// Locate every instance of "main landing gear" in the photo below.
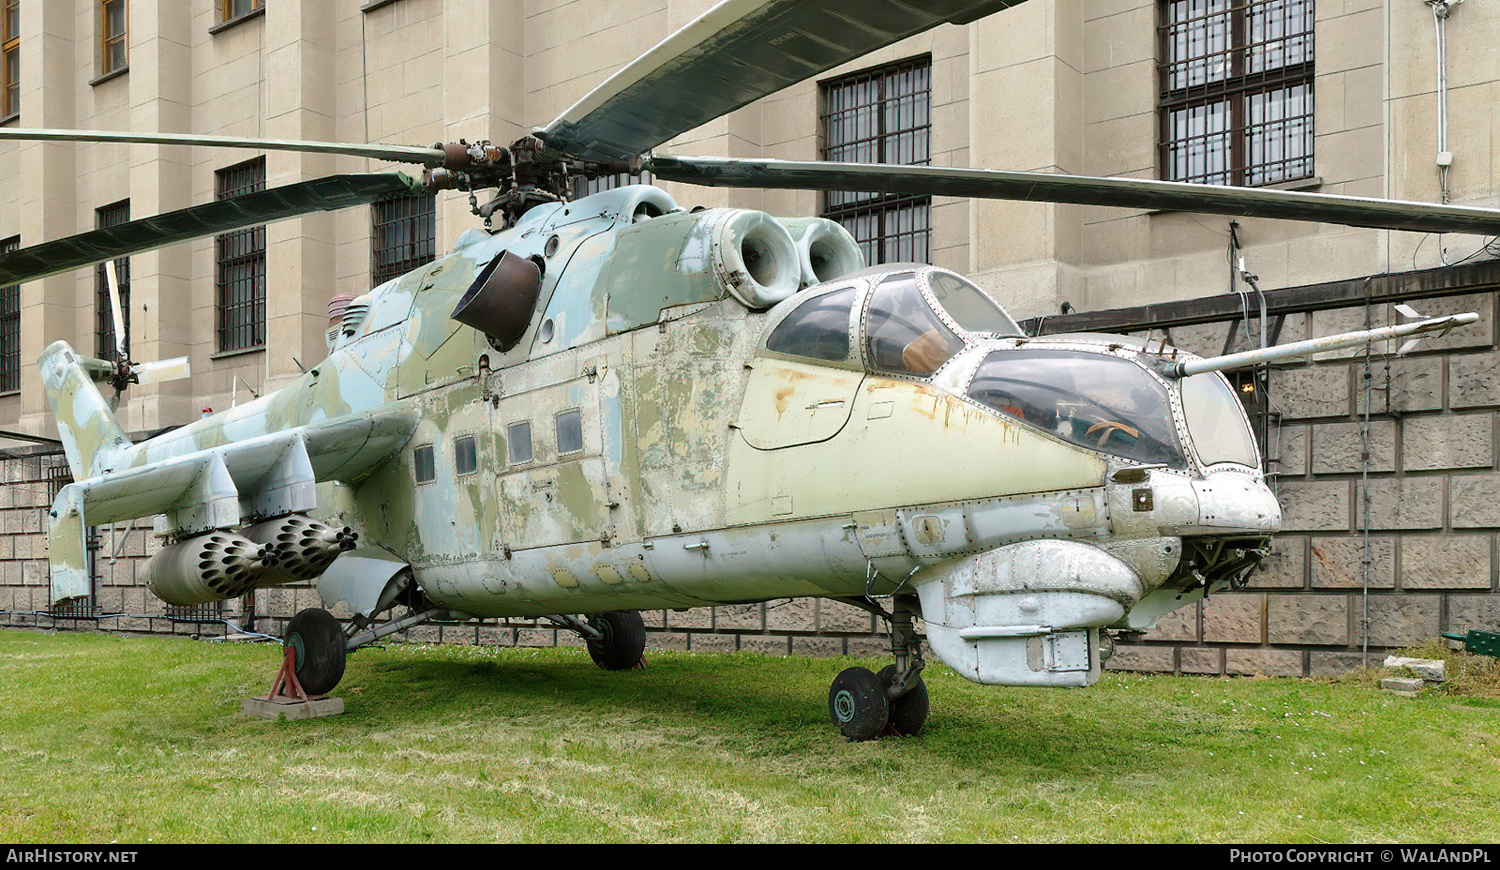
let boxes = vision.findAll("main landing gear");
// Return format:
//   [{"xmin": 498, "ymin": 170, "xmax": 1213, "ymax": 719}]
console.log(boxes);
[
  {"xmin": 551, "ymin": 610, "xmax": 648, "ymax": 670},
  {"xmin": 827, "ymin": 595, "xmax": 929, "ymax": 741},
  {"xmin": 283, "ymin": 607, "xmax": 348, "ymax": 696}
]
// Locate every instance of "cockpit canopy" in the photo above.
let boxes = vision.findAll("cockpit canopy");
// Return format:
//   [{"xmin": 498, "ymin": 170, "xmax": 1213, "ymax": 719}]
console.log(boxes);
[{"xmin": 763, "ymin": 266, "xmax": 1023, "ymax": 375}]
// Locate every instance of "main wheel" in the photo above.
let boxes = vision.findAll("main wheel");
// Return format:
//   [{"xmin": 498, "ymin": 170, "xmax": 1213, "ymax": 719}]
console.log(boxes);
[
  {"xmin": 828, "ymin": 666, "xmax": 888, "ymax": 741},
  {"xmin": 877, "ymin": 665, "xmax": 930, "ymax": 737},
  {"xmin": 586, "ymin": 611, "xmax": 646, "ymax": 670},
  {"xmin": 284, "ymin": 608, "xmax": 346, "ymax": 696}
]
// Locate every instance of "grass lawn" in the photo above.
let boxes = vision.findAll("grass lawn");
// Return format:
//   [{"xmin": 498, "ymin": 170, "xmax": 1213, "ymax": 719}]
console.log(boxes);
[{"xmin": 0, "ymin": 627, "xmax": 1496, "ymax": 843}]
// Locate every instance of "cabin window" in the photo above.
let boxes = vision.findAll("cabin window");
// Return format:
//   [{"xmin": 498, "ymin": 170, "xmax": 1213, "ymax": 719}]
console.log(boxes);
[
  {"xmin": 413, "ymin": 444, "xmax": 436, "ymax": 484},
  {"xmin": 215, "ymin": 158, "xmax": 266, "ymax": 353},
  {"xmin": 968, "ymin": 349, "xmax": 1186, "ymax": 467},
  {"xmin": 95, "ymin": 200, "xmax": 130, "ymax": 359},
  {"xmin": 926, "ymin": 272, "xmax": 1022, "ymax": 337},
  {"xmin": 766, "ymin": 287, "xmax": 856, "ymax": 362},
  {"xmin": 864, "ymin": 272, "xmax": 962, "ymax": 377},
  {"xmin": 556, "ymin": 409, "xmax": 583, "ymax": 455},
  {"xmin": 1181, "ymin": 371, "xmax": 1261, "ymax": 467},
  {"xmin": 453, "ymin": 434, "xmax": 478, "ymax": 475},
  {"xmin": 507, "ymin": 421, "xmax": 533, "ymax": 465}
]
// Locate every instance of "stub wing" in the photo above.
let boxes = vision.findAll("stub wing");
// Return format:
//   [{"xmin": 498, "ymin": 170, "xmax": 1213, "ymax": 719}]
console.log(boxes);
[{"xmin": 47, "ymin": 409, "xmax": 417, "ymax": 604}]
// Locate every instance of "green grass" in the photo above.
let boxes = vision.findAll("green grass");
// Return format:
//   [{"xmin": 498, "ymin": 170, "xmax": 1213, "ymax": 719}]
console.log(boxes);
[{"xmin": 1, "ymin": 628, "xmax": 1497, "ymax": 843}]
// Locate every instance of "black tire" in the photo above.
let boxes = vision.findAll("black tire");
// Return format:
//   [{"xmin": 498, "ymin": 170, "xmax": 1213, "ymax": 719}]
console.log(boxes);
[
  {"xmin": 284, "ymin": 608, "xmax": 346, "ymax": 696},
  {"xmin": 828, "ymin": 666, "xmax": 889, "ymax": 741},
  {"xmin": 877, "ymin": 665, "xmax": 930, "ymax": 737},
  {"xmin": 586, "ymin": 611, "xmax": 646, "ymax": 671}
]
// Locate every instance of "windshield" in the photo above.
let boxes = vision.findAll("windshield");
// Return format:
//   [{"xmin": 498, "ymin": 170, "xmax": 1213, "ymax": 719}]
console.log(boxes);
[
  {"xmin": 1181, "ymin": 372, "xmax": 1261, "ymax": 467},
  {"xmin": 864, "ymin": 272, "xmax": 964, "ymax": 376},
  {"xmin": 927, "ymin": 272, "xmax": 1023, "ymax": 336},
  {"xmin": 765, "ymin": 287, "xmax": 857, "ymax": 362},
  {"xmin": 968, "ymin": 349, "xmax": 1186, "ymax": 466}
]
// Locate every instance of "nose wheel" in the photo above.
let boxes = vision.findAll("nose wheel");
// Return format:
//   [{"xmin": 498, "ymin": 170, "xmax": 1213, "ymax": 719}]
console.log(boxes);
[{"xmin": 825, "ymin": 595, "xmax": 929, "ymax": 741}]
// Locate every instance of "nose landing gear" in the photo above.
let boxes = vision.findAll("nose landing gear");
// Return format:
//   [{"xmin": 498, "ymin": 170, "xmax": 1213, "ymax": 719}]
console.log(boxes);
[{"xmin": 826, "ymin": 595, "xmax": 928, "ymax": 741}]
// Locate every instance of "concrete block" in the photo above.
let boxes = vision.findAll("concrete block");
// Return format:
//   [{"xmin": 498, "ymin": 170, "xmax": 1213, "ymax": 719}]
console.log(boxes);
[
  {"xmin": 765, "ymin": 598, "xmax": 817, "ymax": 631},
  {"xmin": 1170, "ymin": 321, "xmax": 1230, "ymax": 357},
  {"xmin": 1449, "ymin": 474, "xmax": 1500, "ymax": 527},
  {"xmin": 1310, "ymin": 535, "xmax": 1395, "ymax": 588},
  {"xmin": 1382, "ymin": 656, "xmax": 1446, "ymax": 681},
  {"xmin": 666, "ymin": 606, "xmax": 712, "ymax": 629},
  {"xmin": 1179, "ymin": 647, "xmax": 1223, "ymax": 674},
  {"xmin": 1357, "ymin": 477, "xmax": 1444, "ymax": 530},
  {"xmin": 793, "ymin": 636, "xmax": 844, "ymax": 658},
  {"xmin": 1362, "ymin": 594, "xmax": 1441, "ymax": 647},
  {"xmin": 1250, "ymin": 535, "xmax": 1307, "ymax": 588},
  {"xmin": 1278, "ymin": 480, "xmax": 1351, "ymax": 532},
  {"xmin": 845, "ymin": 637, "xmax": 887, "ymax": 659},
  {"xmin": 689, "ymin": 633, "xmax": 735, "ymax": 653},
  {"xmin": 1450, "ymin": 351, "xmax": 1500, "ymax": 409},
  {"xmin": 1355, "ymin": 355, "xmax": 1444, "ymax": 415},
  {"xmin": 1271, "ymin": 365, "xmax": 1351, "ymax": 420},
  {"xmin": 1268, "ymin": 594, "xmax": 1349, "ymax": 645},
  {"xmin": 714, "ymin": 602, "xmax": 764, "ymax": 631},
  {"xmin": 1270, "ymin": 423, "xmax": 1308, "ymax": 478},
  {"xmin": 1402, "ymin": 535, "xmax": 1492, "ymax": 589},
  {"xmin": 1226, "ymin": 649, "xmax": 1304, "ymax": 677},
  {"xmin": 1106, "ymin": 644, "xmax": 1173, "ymax": 673},
  {"xmin": 646, "ymin": 632, "xmax": 689, "ymax": 651},
  {"xmin": 1146, "ymin": 603, "xmax": 1199, "ymax": 641},
  {"xmin": 1379, "ymin": 676, "xmax": 1423, "ymax": 696},
  {"xmin": 740, "ymin": 635, "xmax": 790, "ymax": 656},
  {"xmin": 818, "ymin": 598, "xmax": 874, "ymax": 634},
  {"xmin": 1402, "ymin": 414, "xmax": 1493, "ymax": 472},
  {"xmin": 1309, "ymin": 651, "xmax": 1371, "ymax": 677},
  {"xmin": 1311, "ymin": 420, "xmax": 1395, "ymax": 474},
  {"xmin": 1203, "ymin": 594, "xmax": 1263, "ymax": 643}
]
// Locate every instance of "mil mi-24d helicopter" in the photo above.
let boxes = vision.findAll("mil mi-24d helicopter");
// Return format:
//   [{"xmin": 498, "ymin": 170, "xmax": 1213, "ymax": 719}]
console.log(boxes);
[{"xmin": 0, "ymin": 0, "xmax": 1493, "ymax": 740}]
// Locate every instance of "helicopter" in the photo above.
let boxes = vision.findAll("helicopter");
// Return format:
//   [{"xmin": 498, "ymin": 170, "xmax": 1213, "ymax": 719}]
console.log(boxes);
[{"xmin": 1, "ymin": 0, "xmax": 1494, "ymax": 741}]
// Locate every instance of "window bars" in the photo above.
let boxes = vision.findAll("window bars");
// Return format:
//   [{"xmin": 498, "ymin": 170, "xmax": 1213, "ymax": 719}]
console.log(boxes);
[
  {"xmin": 1158, "ymin": 0, "xmax": 1314, "ymax": 187},
  {"xmin": 821, "ymin": 56, "xmax": 933, "ymax": 265}
]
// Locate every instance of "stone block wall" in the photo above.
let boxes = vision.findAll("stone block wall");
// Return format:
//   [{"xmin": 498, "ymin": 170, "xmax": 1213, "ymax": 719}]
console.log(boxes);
[{"xmin": 1050, "ymin": 260, "xmax": 1500, "ymax": 677}]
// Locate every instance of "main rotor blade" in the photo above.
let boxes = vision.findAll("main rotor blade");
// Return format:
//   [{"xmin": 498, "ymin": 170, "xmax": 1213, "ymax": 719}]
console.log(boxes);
[
  {"xmin": 648, "ymin": 156, "xmax": 1500, "ymax": 236},
  {"xmin": 0, "ymin": 172, "xmax": 425, "ymax": 286},
  {"xmin": 0, "ymin": 127, "xmax": 447, "ymax": 167},
  {"xmin": 540, "ymin": 0, "xmax": 1024, "ymax": 163}
]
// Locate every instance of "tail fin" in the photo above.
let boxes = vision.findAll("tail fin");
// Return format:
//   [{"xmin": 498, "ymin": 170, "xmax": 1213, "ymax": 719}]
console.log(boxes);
[{"xmin": 38, "ymin": 340, "xmax": 131, "ymax": 480}]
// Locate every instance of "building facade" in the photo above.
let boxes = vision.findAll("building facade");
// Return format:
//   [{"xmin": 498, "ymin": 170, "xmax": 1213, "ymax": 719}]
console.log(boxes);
[{"xmin": 1, "ymin": 0, "xmax": 1498, "ymax": 675}]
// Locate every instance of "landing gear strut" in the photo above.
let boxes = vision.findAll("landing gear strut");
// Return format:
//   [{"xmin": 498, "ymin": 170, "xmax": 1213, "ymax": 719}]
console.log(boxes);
[{"xmin": 827, "ymin": 595, "xmax": 929, "ymax": 741}]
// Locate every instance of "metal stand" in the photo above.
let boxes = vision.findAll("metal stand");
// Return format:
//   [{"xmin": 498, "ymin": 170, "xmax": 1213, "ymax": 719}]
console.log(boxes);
[{"xmin": 241, "ymin": 646, "xmax": 345, "ymax": 720}]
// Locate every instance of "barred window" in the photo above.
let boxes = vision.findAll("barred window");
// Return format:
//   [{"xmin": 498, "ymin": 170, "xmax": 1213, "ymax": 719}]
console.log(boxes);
[
  {"xmin": 372, "ymin": 194, "xmax": 435, "ymax": 286},
  {"xmin": 2, "ymin": 0, "xmax": 18, "ymax": 120},
  {"xmin": 1158, "ymin": 0, "xmax": 1314, "ymax": 186},
  {"xmin": 0, "ymin": 235, "xmax": 17, "ymax": 392},
  {"xmin": 215, "ymin": 159, "xmax": 265, "ymax": 353},
  {"xmin": 96, "ymin": 200, "xmax": 130, "ymax": 359},
  {"xmin": 820, "ymin": 56, "xmax": 931, "ymax": 265},
  {"xmin": 571, "ymin": 171, "xmax": 652, "ymax": 200},
  {"xmin": 100, "ymin": 0, "xmax": 127, "ymax": 76}
]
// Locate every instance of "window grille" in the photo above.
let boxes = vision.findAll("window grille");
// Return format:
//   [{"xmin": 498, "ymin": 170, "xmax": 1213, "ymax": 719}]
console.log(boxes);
[
  {"xmin": 0, "ymin": 235, "xmax": 18, "ymax": 392},
  {"xmin": 371, "ymin": 194, "xmax": 435, "ymax": 285},
  {"xmin": 1158, "ymin": 0, "xmax": 1314, "ymax": 186},
  {"xmin": 95, "ymin": 200, "xmax": 130, "ymax": 359},
  {"xmin": 820, "ymin": 56, "xmax": 932, "ymax": 265},
  {"xmin": 571, "ymin": 171, "xmax": 652, "ymax": 200},
  {"xmin": 215, "ymin": 159, "xmax": 265, "ymax": 353}
]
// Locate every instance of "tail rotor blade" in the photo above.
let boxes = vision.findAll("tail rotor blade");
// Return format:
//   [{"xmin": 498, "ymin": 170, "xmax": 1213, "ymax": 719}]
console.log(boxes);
[{"xmin": 133, "ymin": 356, "xmax": 191, "ymax": 385}]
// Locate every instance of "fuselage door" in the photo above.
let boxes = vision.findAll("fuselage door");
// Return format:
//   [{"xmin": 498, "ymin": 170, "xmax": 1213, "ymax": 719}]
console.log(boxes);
[{"xmin": 736, "ymin": 358, "xmax": 864, "ymax": 450}]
